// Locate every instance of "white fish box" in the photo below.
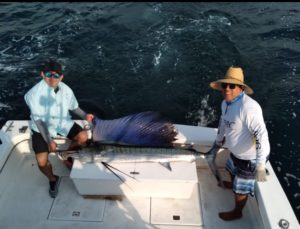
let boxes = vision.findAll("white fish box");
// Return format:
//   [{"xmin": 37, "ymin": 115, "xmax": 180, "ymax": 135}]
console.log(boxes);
[{"xmin": 70, "ymin": 160, "xmax": 198, "ymax": 199}]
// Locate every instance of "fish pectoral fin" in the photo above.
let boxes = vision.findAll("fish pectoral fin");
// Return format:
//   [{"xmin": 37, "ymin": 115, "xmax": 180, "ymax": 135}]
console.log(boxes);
[{"xmin": 159, "ymin": 161, "xmax": 172, "ymax": 171}]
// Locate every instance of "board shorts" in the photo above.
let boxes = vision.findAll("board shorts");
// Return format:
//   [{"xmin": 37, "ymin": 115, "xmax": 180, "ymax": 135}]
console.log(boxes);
[
  {"xmin": 31, "ymin": 122, "xmax": 83, "ymax": 154},
  {"xmin": 226, "ymin": 153, "xmax": 256, "ymax": 196}
]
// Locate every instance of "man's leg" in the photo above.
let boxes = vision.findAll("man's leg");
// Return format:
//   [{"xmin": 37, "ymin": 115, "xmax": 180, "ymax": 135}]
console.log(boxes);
[
  {"xmin": 63, "ymin": 123, "xmax": 89, "ymax": 169},
  {"xmin": 219, "ymin": 194, "xmax": 248, "ymax": 220},
  {"xmin": 68, "ymin": 130, "xmax": 88, "ymax": 150},
  {"xmin": 35, "ymin": 151, "xmax": 60, "ymax": 198},
  {"xmin": 220, "ymin": 156, "xmax": 235, "ymax": 189},
  {"xmin": 63, "ymin": 130, "xmax": 88, "ymax": 169},
  {"xmin": 32, "ymin": 131, "xmax": 57, "ymax": 182},
  {"xmin": 35, "ymin": 152, "xmax": 57, "ymax": 182},
  {"xmin": 67, "ymin": 123, "xmax": 88, "ymax": 151},
  {"xmin": 220, "ymin": 173, "xmax": 234, "ymax": 189},
  {"xmin": 32, "ymin": 131, "xmax": 60, "ymax": 198},
  {"xmin": 219, "ymin": 155, "xmax": 255, "ymax": 221}
]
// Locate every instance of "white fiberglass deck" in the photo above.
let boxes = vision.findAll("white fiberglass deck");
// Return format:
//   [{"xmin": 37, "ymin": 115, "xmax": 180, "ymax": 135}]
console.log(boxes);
[{"xmin": 0, "ymin": 138, "xmax": 264, "ymax": 229}]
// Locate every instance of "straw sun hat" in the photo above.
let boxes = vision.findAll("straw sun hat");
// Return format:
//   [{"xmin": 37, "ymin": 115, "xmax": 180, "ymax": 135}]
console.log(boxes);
[{"xmin": 209, "ymin": 66, "xmax": 253, "ymax": 95}]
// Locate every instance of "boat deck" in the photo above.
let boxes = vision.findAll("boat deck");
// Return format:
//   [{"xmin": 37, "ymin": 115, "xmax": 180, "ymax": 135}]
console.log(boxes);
[{"xmin": 0, "ymin": 138, "xmax": 265, "ymax": 229}]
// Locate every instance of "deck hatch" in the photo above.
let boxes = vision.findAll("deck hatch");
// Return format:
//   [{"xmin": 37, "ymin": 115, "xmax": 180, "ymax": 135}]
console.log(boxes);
[
  {"xmin": 48, "ymin": 177, "xmax": 106, "ymax": 222},
  {"xmin": 150, "ymin": 184, "xmax": 203, "ymax": 226}
]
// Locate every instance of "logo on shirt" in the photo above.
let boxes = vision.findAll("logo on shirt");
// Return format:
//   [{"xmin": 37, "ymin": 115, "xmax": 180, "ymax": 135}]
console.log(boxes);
[
  {"xmin": 252, "ymin": 130, "xmax": 262, "ymax": 150},
  {"xmin": 223, "ymin": 119, "xmax": 235, "ymax": 129}
]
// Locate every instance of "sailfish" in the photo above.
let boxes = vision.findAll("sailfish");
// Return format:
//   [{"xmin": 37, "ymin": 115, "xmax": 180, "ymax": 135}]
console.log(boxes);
[
  {"xmin": 91, "ymin": 111, "xmax": 177, "ymax": 147},
  {"xmin": 58, "ymin": 111, "xmax": 223, "ymax": 185}
]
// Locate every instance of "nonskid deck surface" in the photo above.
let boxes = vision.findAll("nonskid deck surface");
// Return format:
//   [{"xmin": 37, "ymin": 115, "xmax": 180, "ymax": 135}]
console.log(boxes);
[{"xmin": 0, "ymin": 139, "xmax": 263, "ymax": 229}]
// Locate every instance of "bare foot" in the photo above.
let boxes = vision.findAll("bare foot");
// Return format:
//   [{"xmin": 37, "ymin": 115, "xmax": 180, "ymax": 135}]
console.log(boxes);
[{"xmin": 219, "ymin": 210, "xmax": 242, "ymax": 221}]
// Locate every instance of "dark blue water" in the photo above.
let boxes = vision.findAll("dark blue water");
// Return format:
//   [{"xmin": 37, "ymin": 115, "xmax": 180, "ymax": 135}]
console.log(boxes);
[{"xmin": 0, "ymin": 2, "xmax": 299, "ymax": 221}]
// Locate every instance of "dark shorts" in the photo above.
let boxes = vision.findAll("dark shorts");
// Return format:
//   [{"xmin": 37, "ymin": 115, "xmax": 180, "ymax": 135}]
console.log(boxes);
[{"xmin": 31, "ymin": 122, "xmax": 83, "ymax": 154}]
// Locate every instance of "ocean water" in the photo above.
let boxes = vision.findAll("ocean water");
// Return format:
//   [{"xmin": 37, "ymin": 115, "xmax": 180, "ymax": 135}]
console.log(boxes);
[{"xmin": 0, "ymin": 2, "xmax": 299, "ymax": 221}]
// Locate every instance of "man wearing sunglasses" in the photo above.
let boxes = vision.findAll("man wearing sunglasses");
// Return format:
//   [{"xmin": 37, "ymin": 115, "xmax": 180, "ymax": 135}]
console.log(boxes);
[
  {"xmin": 209, "ymin": 66, "xmax": 270, "ymax": 221},
  {"xmin": 24, "ymin": 59, "xmax": 93, "ymax": 198}
]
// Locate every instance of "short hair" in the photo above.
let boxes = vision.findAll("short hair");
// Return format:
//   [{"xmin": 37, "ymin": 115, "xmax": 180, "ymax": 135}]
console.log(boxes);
[{"xmin": 41, "ymin": 59, "xmax": 62, "ymax": 74}]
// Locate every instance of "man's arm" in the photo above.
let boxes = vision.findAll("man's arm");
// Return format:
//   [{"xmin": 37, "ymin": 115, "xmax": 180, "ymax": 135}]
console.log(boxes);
[
  {"xmin": 35, "ymin": 119, "xmax": 52, "ymax": 143},
  {"xmin": 34, "ymin": 119, "xmax": 57, "ymax": 152},
  {"xmin": 70, "ymin": 107, "xmax": 87, "ymax": 120},
  {"xmin": 215, "ymin": 102, "xmax": 226, "ymax": 146},
  {"xmin": 70, "ymin": 107, "xmax": 94, "ymax": 128},
  {"xmin": 245, "ymin": 106, "xmax": 270, "ymax": 182},
  {"xmin": 215, "ymin": 116, "xmax": 225, "ymax": 146}
]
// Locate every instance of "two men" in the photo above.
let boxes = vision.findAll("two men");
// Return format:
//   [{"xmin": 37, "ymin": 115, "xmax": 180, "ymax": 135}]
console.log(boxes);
[
  {"xmin": 209, "ymin": 66, "xmax": 270, "ymax": 221},
  {"xmin": 24, "ymin": 60, "xmax": 93, "ymax": 198},
  {"xmin": 25, "ymin": 61, "xmax": 270, "ymax": 217}
]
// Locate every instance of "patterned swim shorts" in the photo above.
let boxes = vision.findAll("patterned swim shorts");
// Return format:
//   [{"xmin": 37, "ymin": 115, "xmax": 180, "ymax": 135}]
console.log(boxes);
[{"xmin": 226, "ymin": 153, "xmax": 256, "ymax": 196}]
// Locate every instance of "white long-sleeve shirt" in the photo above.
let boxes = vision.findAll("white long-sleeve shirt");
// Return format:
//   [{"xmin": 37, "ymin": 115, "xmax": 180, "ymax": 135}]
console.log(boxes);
[
  {"xmin": 216, "ymin": 93, "xmax": 270, "ymax": 164},
  {"xmin": 24, "ymin": 80, "xmax": 78, "ymax": 137}
]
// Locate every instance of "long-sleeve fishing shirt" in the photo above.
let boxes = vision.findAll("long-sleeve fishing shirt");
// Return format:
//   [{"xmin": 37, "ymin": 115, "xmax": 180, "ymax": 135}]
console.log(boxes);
[
  {"xmin": 24, "ymin": 79, "xmax": 78, "ymax": 138},
  {"xmin": 215, "ymin": 93, "xmax": 270, "ymax": 164}
]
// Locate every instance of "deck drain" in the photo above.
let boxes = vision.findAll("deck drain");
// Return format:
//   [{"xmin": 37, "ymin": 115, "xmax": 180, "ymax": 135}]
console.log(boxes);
[{"xmin": 72, "ymin": 211, "xmax": 80, "ymax": 217}]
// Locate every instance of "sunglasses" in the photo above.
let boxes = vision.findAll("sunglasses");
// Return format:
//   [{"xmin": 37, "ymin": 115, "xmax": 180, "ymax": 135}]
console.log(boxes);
[
  {"xmin": 44, "ymin": 71, "xmax": 62, "ymax": 79},
  {"xmin": 221, "ymin": 83, "xmax": 238, "ymax": 89}
]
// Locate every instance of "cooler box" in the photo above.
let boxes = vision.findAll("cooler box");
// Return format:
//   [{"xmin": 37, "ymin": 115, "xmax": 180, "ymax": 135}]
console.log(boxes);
[{"xmin": 70, "ymin": 160, "xmax": 198, "ymax": 199}]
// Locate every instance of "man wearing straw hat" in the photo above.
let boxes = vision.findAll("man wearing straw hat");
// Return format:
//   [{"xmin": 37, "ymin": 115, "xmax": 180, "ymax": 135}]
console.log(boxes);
[{"xmin": 209, "ymin": 66, "xmax": 270, "ymax": 221}]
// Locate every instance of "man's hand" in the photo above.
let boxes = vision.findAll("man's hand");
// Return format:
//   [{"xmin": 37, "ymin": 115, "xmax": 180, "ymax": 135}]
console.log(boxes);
[
  {"xmin": 48, "ymin": 141, "xmax": 57, "ymax": 152},
  {"xmin": 216, "ymin": 136, "xmax": 225, "ymax": 147},
  {"xmin": 84, "ymin": 114, "xmax": 94, "ymax": 130},
  {"xmin": 86, "ymin": 114, "xmax": 94, "ymax": 123},
  {"xmin": 255, "ymin": 163, "xmax": 267, "ymax": 182},
  {"xmin": 215, "ymin": 140, "xmax": 223, "ymax": 147}
]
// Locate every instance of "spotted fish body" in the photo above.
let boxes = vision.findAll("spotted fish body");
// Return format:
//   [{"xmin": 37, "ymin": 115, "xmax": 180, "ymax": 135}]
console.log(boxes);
[{"xmin": 59, "ymin": 144, "xmax": 205, "ymax": 165}]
